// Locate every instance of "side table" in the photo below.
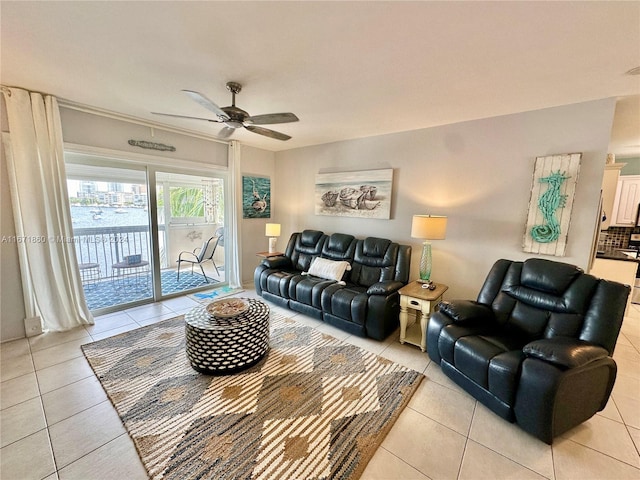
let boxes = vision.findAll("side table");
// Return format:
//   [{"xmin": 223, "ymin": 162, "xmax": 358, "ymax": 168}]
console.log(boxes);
[
  {"xmin": 398, "ymin": 281, "xmax": 448, "ymax": 351},
  {"xmin": 112, "ymin": 260, "xmax": 150, "ymax": 292},
  {"xmin": 256, "ymin": 251, "xmax": 284, "ymax": 258}
]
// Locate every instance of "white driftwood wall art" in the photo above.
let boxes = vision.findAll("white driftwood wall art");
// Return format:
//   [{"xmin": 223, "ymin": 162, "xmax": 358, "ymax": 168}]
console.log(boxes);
[{"xmin": 523, "ymin": 153, "xmax": 582, "ymax": 256}]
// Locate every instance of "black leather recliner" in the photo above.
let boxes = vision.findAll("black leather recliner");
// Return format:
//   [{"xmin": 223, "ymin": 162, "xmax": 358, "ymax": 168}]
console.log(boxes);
[{"xmin": 427, "ymin": 258, "xmax": 630, "ymax": 444}]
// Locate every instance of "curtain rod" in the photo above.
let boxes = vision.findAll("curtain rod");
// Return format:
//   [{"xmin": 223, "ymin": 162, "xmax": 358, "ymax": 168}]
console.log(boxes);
[
  {"xmin": 57, "ymin": 98, "xmax": 230, "ymax": 146},
  {"xmin": 1, "ymin": 84, "xmax": 229, "ymax": 145}
]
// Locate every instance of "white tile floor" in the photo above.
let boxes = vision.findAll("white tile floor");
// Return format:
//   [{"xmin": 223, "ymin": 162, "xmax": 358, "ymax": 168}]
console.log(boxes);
[{"xmin": 1, "ymin": 289, "xmax": 640, "ymax": 480}]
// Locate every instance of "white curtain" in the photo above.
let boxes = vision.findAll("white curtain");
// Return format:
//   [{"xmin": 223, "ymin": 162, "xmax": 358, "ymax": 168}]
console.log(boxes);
[
  {"xmin": 227, "ymin": 140, "xmax": 242, "ymax": 288},
  {"xmin": 2, "ymin": 87, "xmax": 93, "ymax": 331}
]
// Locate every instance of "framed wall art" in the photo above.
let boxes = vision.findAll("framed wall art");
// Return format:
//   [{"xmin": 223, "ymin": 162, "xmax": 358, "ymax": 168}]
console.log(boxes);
[
  {"xmin": 242, "ymin": 175, "xmax": 271, "ymax": 219},
  {"xmin": 315, "ymin": 168, "xmax": 393, "ymax": 219},
  {"xmin": 523, "ymin": 152, "xmax": 582, "ymax": 256}
]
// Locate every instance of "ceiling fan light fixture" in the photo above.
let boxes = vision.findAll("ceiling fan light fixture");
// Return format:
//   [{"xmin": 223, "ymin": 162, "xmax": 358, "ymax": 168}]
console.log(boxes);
[{"xmin": 224, "ymin": 120, "xmax": 244, "ymax": 129}]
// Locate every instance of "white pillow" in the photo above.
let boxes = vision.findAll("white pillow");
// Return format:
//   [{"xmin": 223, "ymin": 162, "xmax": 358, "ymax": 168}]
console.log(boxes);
[{"xmin": 305, "ymin": 257, "xmax": 351, "ymax": 284}]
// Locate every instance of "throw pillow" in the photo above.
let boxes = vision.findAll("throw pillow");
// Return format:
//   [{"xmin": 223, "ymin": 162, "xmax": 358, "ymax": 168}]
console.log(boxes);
[{"xmin": 304, "ymin": 257, "xmax": 351, "ymax": 284}]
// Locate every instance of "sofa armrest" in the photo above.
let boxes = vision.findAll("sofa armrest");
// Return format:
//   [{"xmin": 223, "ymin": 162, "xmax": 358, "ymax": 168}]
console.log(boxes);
[
  {"xmin": 366, "ymin": 281, "xmax": 404, "ymax": 296},
  {"xmin": 523, "ymin": 338, "xmax": 609, "ymax": 369},
  {"xmin": 437, "ymin": 300, "xmax": 494, "ymax": 324},
  {"xmin": 261, "ymin": 256, "xmax": 292, "ymax": 269}
]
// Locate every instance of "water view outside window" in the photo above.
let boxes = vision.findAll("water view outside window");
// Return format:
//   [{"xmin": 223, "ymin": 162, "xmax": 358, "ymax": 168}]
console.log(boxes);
[{"xmin": 67, "ymin": 167, "xmax": 154, "ymax": 311}]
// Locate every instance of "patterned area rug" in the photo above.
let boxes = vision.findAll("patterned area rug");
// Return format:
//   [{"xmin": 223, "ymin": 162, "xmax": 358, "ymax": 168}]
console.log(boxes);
[
  {"xmin": 82, "ymin": 310, "xmax": 423, "ymax": 480},
  {"xmin": 187, "ymin": 285, "xmax": 244, "ymax": 303}
]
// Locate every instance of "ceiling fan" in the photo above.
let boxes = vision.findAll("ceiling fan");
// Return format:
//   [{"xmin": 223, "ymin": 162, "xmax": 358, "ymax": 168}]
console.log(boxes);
[{"xmin": 152, "ymin": 82, "xmax": 299, "ymax": 141}]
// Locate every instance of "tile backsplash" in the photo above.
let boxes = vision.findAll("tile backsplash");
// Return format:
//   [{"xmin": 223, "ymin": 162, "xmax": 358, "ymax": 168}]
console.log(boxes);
[{"xmin": 600, "ymin": 226, "xmax": 632, "ymax": 249}]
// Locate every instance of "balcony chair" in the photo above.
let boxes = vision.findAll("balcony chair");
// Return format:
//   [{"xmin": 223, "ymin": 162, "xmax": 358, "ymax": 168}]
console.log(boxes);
[
  {"xmin": 177, "ymin": 235, "xmax": 220, "ymax": 283},
  {"xmin": 426, "ymin": 258, "xmax": 630, "ymax": 444},
  {"xmin": 214, "ymin": 227, "xmax": 224, "ymax": 247}
]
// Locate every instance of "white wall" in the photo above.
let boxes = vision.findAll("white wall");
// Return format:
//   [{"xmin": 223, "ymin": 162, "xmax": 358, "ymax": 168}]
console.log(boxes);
[
  {"xmin": 239, "ymin": 145, "xmax": 276, "ymax": 285},
  {"xmin": 60, "ymin": 107, "xmax": 228, "ymax": 166},
  {"xmin": 273, "ymin": 99, "xmax": 616, "ymax": 300}
]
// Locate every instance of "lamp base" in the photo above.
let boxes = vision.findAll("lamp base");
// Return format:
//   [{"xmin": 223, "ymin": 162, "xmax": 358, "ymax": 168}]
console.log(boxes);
[
  {"xmin": 418, "ymin": 241, "xmax": 433, "ymax": 284},
  {"xmin": 268, "ymin": 237, "xmax": 277, "ymax": 254}
]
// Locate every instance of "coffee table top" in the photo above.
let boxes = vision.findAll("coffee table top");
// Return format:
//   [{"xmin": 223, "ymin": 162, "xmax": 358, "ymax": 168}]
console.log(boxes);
[{"xmin": 185, "ymin": 298, "xmax": 269, "ymax": 331}]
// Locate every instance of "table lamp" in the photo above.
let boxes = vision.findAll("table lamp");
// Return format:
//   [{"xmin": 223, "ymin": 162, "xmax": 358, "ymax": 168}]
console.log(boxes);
[
  {"xmin": 265, "ymin": 223, "xmax": 281, "ymax": 254},
  {"xmin": 411, "ymin": 215, "xmax": 447, "ymax": 284}
]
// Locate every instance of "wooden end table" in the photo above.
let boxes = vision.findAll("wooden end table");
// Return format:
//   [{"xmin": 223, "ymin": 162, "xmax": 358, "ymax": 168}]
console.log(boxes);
[
  {"xmin": 398, "ymin": 281, "xmax": 449, "ymax": 351},
  {"xmin": 256, "ymin": 251, "xmax": 285, "ymax": 258}
]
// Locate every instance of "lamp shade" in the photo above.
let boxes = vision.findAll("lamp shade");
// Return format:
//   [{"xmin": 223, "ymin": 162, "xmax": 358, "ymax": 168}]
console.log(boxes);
[
  {"xmin": 411, "ymin": 215, "xmax": 447, "ymax": 240},
  {"xmin": 265, "ymin": 223, "xmax": 281, "ymax": 237}
]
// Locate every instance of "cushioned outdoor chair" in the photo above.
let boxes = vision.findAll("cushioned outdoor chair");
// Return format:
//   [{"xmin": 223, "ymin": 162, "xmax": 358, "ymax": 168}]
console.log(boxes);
[
  {"xmin": 214, "ymin": 227, "xmax": 224, "ymax": 248},
  {"xmin": 427, "ymin": 258, "xmax": 630, "ymax": 444},
  {"xmin": 177, "ymin": 235, "xmax": 220, "ymax": 282}
]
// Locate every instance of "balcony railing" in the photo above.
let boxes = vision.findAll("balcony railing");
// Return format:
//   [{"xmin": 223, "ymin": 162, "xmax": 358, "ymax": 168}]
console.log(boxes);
[
  {"xmin": 73, "ymin": 224, "xmax": 224, "ymax": 311},
  {"xmin": 72, "ymin": 225, "xmax": 166, "ymax": 282}
]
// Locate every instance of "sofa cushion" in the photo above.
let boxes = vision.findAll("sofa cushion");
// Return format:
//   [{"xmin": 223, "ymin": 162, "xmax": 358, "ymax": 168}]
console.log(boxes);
[
  {"xmin": 520, "ymin": 258, "xmax": 582, "ymax": 295},
  {"xmin": 351, "ymin": 238, "xmax": 399, "ymax": 287},
  {"xmin": 323, "ymin": 285, "xmax": 368, "ymax": 326},
  {"xmin": 488, "ymin": 350, "xmax": 525, "ymax": 405},
  {"xmin": 290, "ymin": 230, "xmax": 326, "ymax": 271},
  {"xmin": 265, "ymin": 270, "xmax": 297, "ymax": 298},
  {"xmin": 289, "ymin": 274, "xmax": 334, "ymax": 308},
  {"xmin": 322, "ymin": 233, "xmax": 357, "ymax": 261}
]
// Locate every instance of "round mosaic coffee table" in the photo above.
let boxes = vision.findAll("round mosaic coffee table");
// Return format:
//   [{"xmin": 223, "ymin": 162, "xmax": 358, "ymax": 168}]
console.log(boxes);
[{"xmin": 185, "ymin": 298, "xmax": 270, "ymax": 375}]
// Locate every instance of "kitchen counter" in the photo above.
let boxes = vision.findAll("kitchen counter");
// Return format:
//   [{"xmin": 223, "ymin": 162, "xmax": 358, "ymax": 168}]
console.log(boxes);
[
  {"xmin": 596, "ymin": 248, "xmax": 640, "ymax": 262},
  {"xmin": 591, "ymin": 250, "xmax": 637, "ymax": 313}
]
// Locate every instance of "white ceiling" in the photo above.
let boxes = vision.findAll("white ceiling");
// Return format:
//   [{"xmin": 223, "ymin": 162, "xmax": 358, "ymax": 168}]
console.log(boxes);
[{"xmin": 2, "ymin": 1, "xmax": 639, "ymax": 154}]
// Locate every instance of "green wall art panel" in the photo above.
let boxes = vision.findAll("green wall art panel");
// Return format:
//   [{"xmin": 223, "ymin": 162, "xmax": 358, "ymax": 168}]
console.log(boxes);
[
  {"xmin": 523, "ymin": 153, "xmax": 582, "ymax": 257},
  {"xmin": 242, "ymin": 175, "xmax": 271, "ymax": 219}
]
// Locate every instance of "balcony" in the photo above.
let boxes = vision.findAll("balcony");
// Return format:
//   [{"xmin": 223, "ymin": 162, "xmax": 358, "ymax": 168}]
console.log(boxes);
[{"xmin": 73, "ymin": 225, "xmax": 223, "ymax": 311}]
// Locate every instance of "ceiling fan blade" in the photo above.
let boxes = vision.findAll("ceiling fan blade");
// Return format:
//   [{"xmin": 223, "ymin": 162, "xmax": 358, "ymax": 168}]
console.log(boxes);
[
  {"xmin": 182, "ymin": 90, "xmax": 230, "ymax": 120},
  {"xmin": 151, "ymin": 112, "xmax": 222, "ymax": 123},
  {"xmin": 218, "ymin": 127, "xmax": 235, "ymax": 139},
  {"xmin": 245, "ymin": 112, "xmax": 299, "ymax": 125},
  {"xmin": 245, "ymin": 125, "xmax": 292, "ymax": 141}
]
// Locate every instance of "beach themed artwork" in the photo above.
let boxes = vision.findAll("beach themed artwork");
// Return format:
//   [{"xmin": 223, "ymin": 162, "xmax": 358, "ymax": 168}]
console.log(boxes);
[
  {"xmin": 242, "ymin": 175, "xmax": 271, "ymax": 219},
  {"xmin": 315, "ymin": 169, "xmax": 393, "ymax": 219},
  {"xmin": 523, "ymin": 153, "xmax": 581, "ymax": 257}
]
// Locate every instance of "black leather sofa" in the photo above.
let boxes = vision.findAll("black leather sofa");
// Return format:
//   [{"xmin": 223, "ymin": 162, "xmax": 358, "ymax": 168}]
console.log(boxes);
[
  {"xmin": 254, "ymin": 230, "xmax": 411, "ymax": 340},
  {"xmin": 427, "ymin": 258, "xmax": 630, "ymax": 444}
]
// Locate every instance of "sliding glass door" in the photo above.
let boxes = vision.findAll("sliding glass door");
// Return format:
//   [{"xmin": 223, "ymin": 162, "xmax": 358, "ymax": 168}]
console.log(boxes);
[
  {"xmin": 66, "ymin": 153, "xmax": 229, "ymax": 314},
  {"xmin": 154, "ymin": 171, "xmax": 226, "ymax": 296}
]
